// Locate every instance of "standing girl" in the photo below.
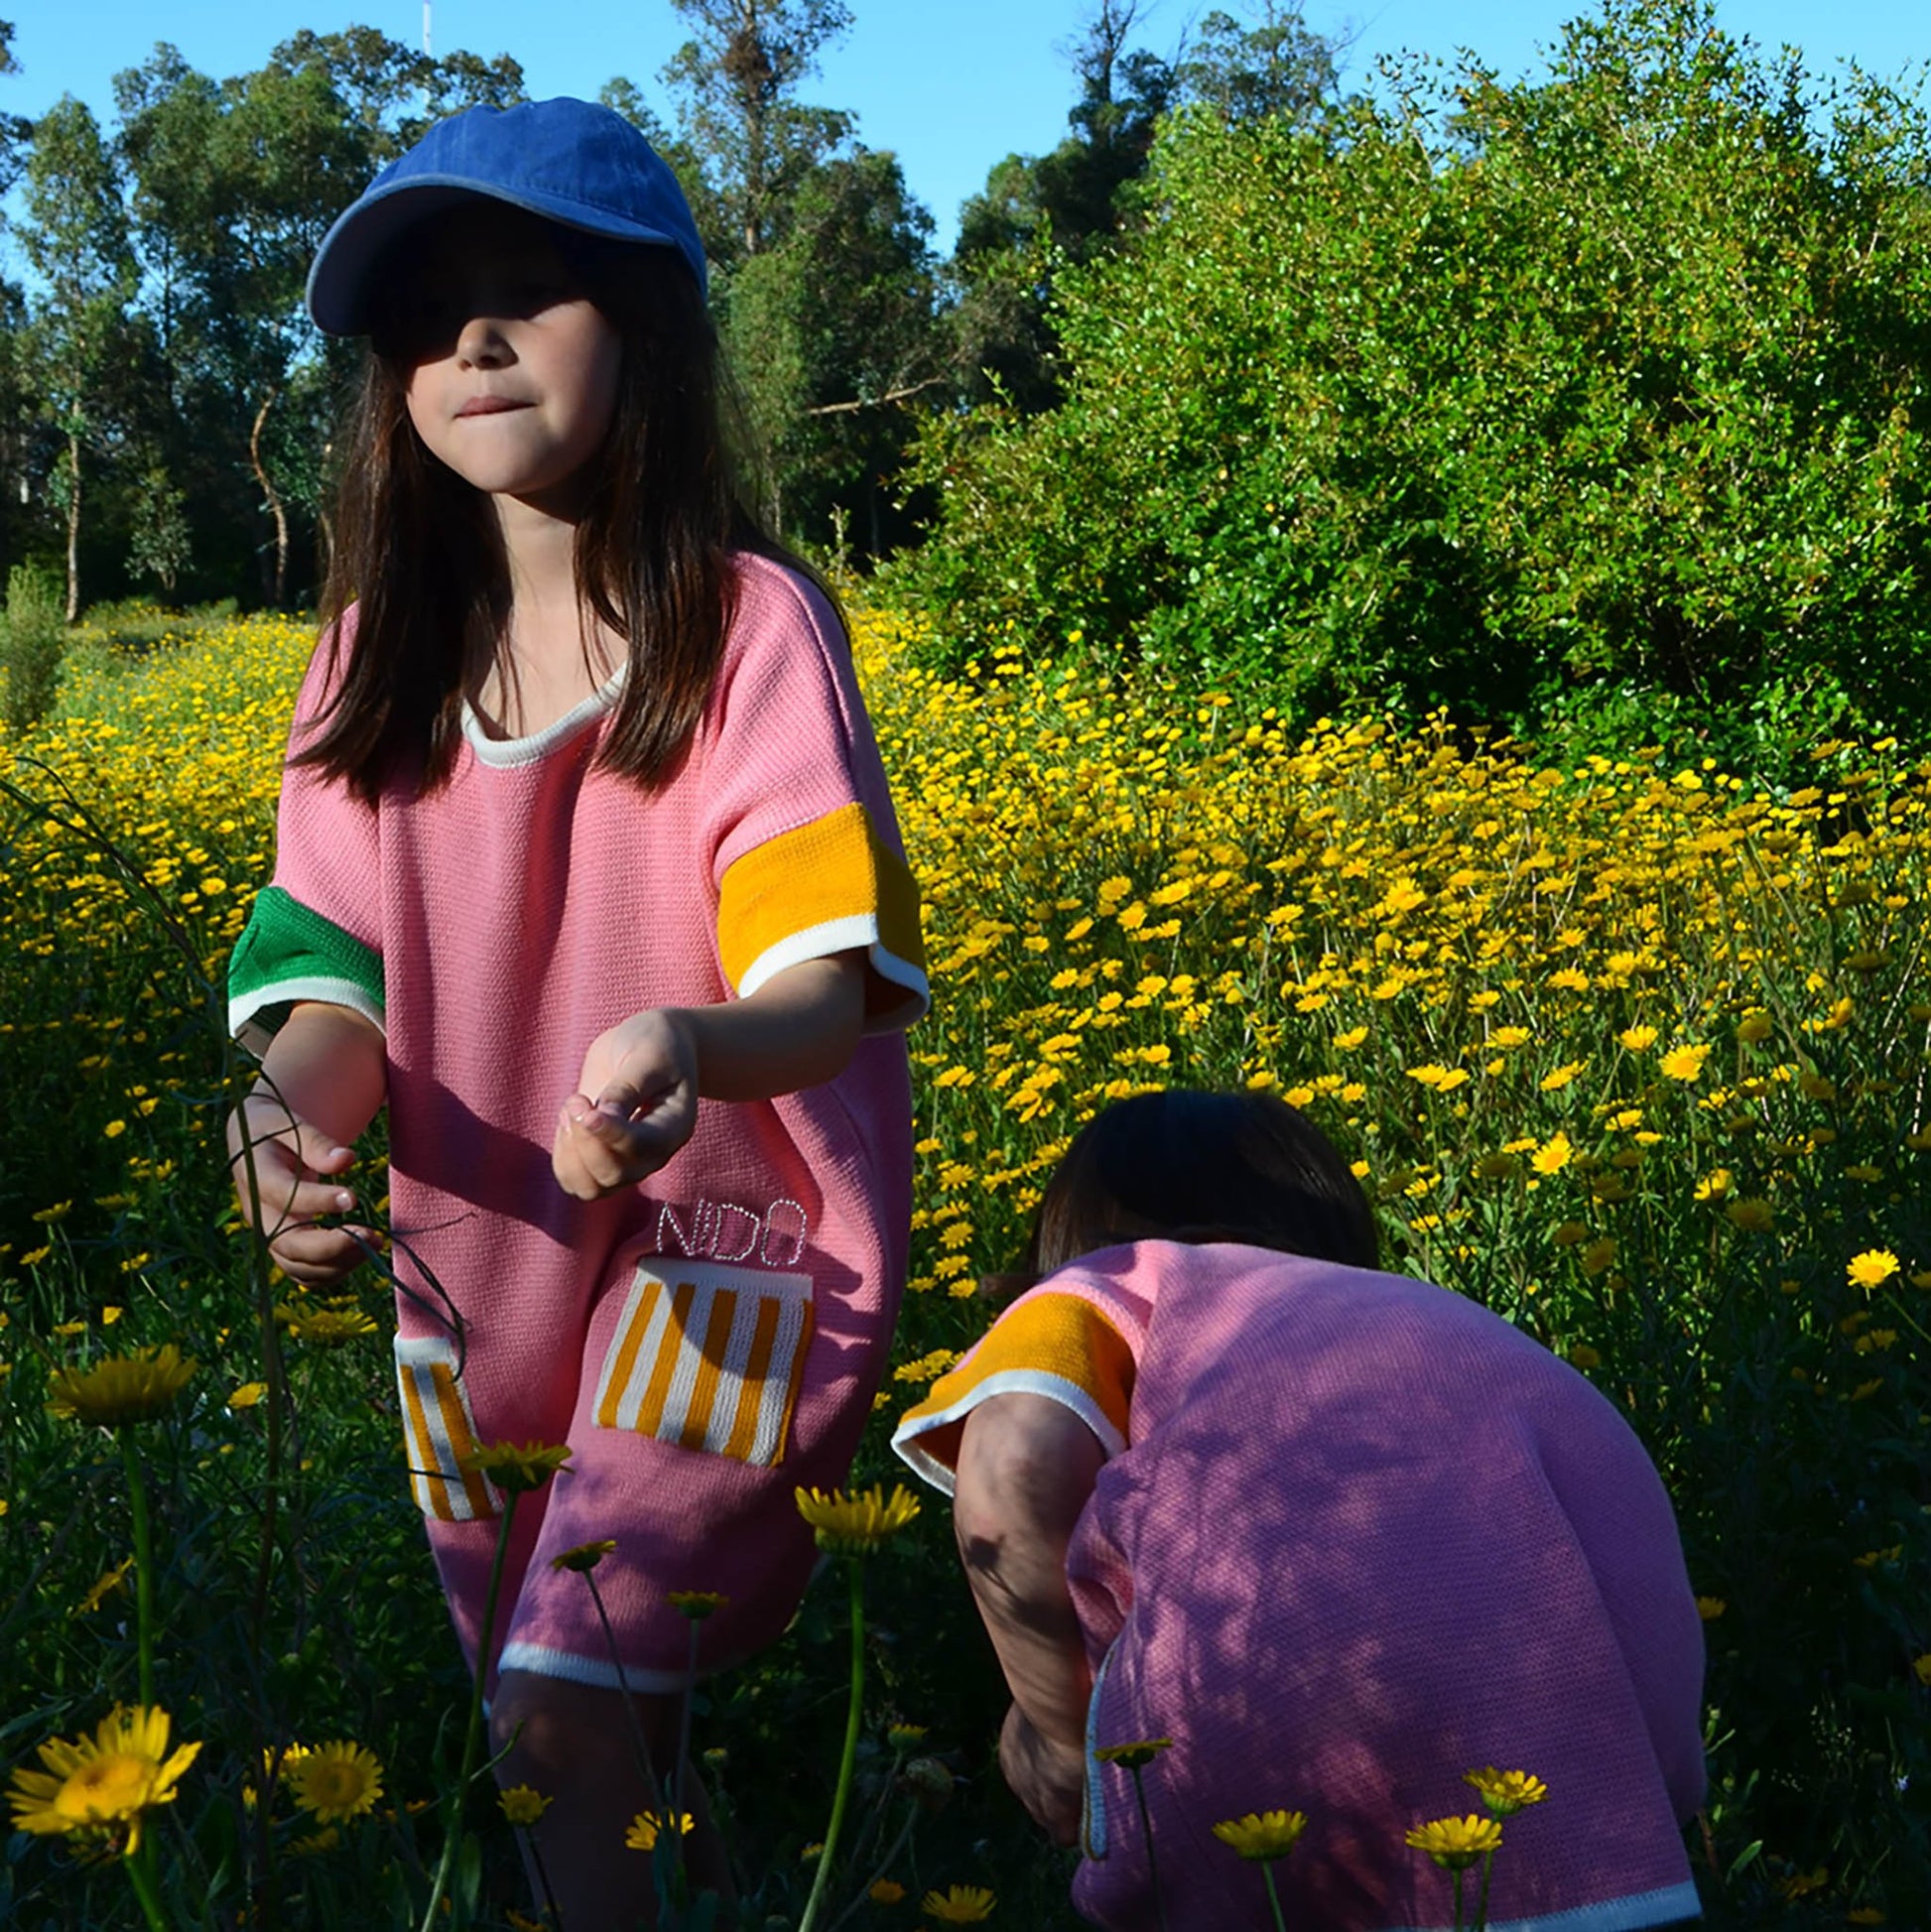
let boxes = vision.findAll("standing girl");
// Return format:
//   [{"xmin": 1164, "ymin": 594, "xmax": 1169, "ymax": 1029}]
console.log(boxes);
[
  {"xmin": 894, "ymin": 1090, "xmax": 1705, "ymax": 1932},
  {"xmin": 225, "ymin": 99, "xmax": 925, "ymax": 1928}
]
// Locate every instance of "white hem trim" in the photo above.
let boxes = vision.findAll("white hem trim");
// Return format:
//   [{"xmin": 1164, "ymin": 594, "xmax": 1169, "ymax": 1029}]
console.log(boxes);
[
  {"xmin": 1384, "ymin": 1880, "xmax": 1703, "ymax": 1932},
  {"xmin": 736, "ymin": 914, "xmax": 931, "ymax": 1026},
  {"xmin": 891, "ymin": 1368, "xmax": 1125, "ymax": 1496},
  {"xmin": 230, "ymin": 976, "xmax": 387, "ymax": 1055},
  {"xmin": 462, "ymin": 671, "xmax": 623, "ymax": 768},
  {"xmin": 496, "ymin": 1640, "xmax": 694, "ymax": 1696}
]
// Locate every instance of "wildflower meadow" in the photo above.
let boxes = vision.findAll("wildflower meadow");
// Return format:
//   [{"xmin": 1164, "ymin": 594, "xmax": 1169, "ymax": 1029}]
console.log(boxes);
[{"xmin": 2, "ymin": 602, "xmax": 1928, "ymax": 1927}]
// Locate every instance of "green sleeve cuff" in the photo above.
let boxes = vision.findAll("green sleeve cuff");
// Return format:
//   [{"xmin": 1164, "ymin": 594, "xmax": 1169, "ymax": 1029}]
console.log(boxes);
[{"xmin": 227, "ymin": 885, "xmax": 385, "ymax": 1052}]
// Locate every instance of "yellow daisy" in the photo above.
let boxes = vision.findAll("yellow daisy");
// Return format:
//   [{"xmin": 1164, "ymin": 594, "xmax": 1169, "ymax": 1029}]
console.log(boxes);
[
  {"xmin": 7, "ymin": 1705, "xmax": 201, "ymax": 1855},
  {"xmin": 285, "ymin": 1740, "xmax": 384, "ymax": 1824},
  {"xmin": 461, "ymin": 1441, "xmax": 573, "ymax": 1493},
  {"xmin": 625, "ymin": 1809, "xmax": 695, "ymax": 1851},
  {"xmin": 498, "ymin": 1784, "xmax": 552, "ymax": 1827},
  {"xmin": 1405, "ymin": 1814, "xmax": 1503, "ymax": 1869},
  {"xmin": 1463, "ymin": 1767, "xmax": 1548, "ymax": 1816},
  {"xmin": 1211, "ymin": 1809, "xmax": 1308, "ymax": 1860},
  {"xmin": 46, "ymin": 1345, "xmax": 196, "ymax": 1427},
  {"xmin": 1848, "ymin": 1249, "xmax": 1900, "ymax": 1291},
  {"xmin": 922, "ymin": 1884, "xmax": 996, "ymax": 1922},
  {"xmin": 794, "ymin": 1481, "xmax": 921, "ymax": 1555}
]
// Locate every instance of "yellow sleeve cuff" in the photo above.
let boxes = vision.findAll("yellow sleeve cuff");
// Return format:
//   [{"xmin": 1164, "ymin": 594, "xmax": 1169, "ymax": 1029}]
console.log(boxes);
[
  {"xmin": 716, "ymin": 801, "xmax": 928, "ymax": 1030},
  {"xmin": 890, "ymin": 1293, "xmax": 1137, "ymax": 1495}
]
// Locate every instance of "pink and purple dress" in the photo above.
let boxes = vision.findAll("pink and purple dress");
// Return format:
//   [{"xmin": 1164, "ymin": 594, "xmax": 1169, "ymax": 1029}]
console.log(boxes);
[
  {"xmin": 894, "ymin": 1241, "xmax": 1706, "ymax": 1932},
  {"xmin": 230, "ymin": 556, "xmax": 925, "ymax": 1692}
]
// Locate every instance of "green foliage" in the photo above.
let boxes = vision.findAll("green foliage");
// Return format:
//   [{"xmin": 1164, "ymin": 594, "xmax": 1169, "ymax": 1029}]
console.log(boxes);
[
  {"xmin": 899, "ymin": 0, "xmax": 1931, "ymax": 757},
  {"xmin": 2, "ymin": 563, "xmax": 65, "ymax": 731}
]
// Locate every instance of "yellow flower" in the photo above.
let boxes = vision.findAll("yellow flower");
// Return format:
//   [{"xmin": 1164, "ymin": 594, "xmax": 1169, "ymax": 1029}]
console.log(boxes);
[
  {"xmin": 1658, "ymin": 1044, "xmax": 1712, "ymax": 1083},
  {"xmin": 462, "ymin": 1441, "xmax": 573, "ymax": 1493},
  {"xmin": 1405, "ymin": 1814, "xmax": 1503, "ymax": 1869},
  {"xmin": 667, "ymin": 1589, "xmax": 729, "ymax": 1620},
  {"xmin": 1211, "ymin": 1808, "xmax": 1308, "ymax": 1860},
  {"xmin": 887, "ymin": 1723, "xmax": 928, "ymax": 1750},
  {"xmin": 1725, "ymin": 1198, "xmax": 1774, "ymax": 1232},
  {"xmin": 625, "ymin": 1809, "xmax": 695, "ymax": 1851},
  {"xmin": 1463, "ymin": 1767, "xmax": 1548, "ymax": 1816},
  {"xmin": 47, "ymin": 1345, "xmax": 196, "ymax": 1427},
  {"xmin": 499, "ymin": 1784, "xmax": 552, "ymax": 1827},
  {"xmin": 869, "ymin": 1877, "xmax": 908, "ymax": 1902},
  {"xmin": 1697, "ymin": 1597, "xmax": 1728, "ymax": 1619},
  {"xmin": 285, "ymin": 1741, "xmax": 384, "ymax": 1823},
  {"xmin": 550, "ymin": 1538, "xmax": 617, "ymax": 1573},
  {"xmin": 1846, "ymin": 1909, "xmax": 1886, "ymax": 1926},
  {"xmin": 922, "ymin": 1884, "xmax": 996, "ymax": 1923},
  {"xmin": 7, "ymin": 1705, "xmax": 201, "ymax": 1855},
  {"xmin": 1567, "ymin": 1344, "xmax": 1602, "ymax": 1370},
  {"xmin": 1848, "ymin": 1250, "xmax": 1900, "ymax": 1291},
  {"xmin": 1530, "ymin": 1132, "xmax": 1573, "ymax": 1176},
  {"xmin": 1618, "ymin": 1025, "xmax": 1658, "ymax": 1051},
  {"xmin": 290, "ymin": 1825, "xmax": 340, "ymax": 1856},
  {"xmin": 276, "ymin": 1304, "xmax": 379, "ymax": 1347},
  {"xmin": 1736, "ymin": 1009, "xmax": 1772, "ymax": 1044},
  {"xmin": 1693, "ymin": 1169, "xmax": 1733, "ymax": 1202},
  {"xmin": 71, "ymin": 1556, "xmax": 135, "ymax": 1617},
  {"xmin": 1912, "ymin": 1654, "xmax": 1931, "ymax": 1686},
  {"xmin": 226, "ymin": 1381, "xmax": 268, "ymax": 1410},
  {"xmin": 1094, "ymin": 1738, "xmax": 1172, "ymax": 1768},
  {"xmin": 795, "ymin": 1481, "xmax": 921, "ymax": 1555}
]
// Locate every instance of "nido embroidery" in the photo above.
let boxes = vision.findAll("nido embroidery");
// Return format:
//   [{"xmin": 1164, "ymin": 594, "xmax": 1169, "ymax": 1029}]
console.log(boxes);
[{"xmin": 651, "ymin": 1195, "xmax": 810, "ymax": 1268}]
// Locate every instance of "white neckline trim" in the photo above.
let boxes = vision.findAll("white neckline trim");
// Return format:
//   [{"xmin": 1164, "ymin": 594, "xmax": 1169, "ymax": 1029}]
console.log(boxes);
[{"xmin": 461, "ymin": 669, "xmax": 625, "ymax": 768}]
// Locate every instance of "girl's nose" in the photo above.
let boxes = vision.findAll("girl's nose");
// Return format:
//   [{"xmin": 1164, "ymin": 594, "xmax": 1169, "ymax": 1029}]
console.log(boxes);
[{"xmin": 454, "ymin": 314, "xmax": 513, "ymax": 369}]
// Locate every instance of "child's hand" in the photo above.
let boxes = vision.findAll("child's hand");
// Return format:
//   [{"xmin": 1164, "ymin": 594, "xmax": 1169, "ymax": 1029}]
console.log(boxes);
[
  {"xmin": 554, "ymin": 1008, "xmax": 700, "ymax": 1200},
  {"xmin": 998, "ymin": 1703, "xmax": 1086, "ymax": 1847},
  {"xmin": 227, "ymin": 1094, "xmax": 377, "ymax": 1288}
]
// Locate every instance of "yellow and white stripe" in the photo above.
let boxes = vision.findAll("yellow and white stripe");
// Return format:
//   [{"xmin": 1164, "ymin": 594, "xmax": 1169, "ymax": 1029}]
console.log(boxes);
[
  {"xmin": 594, "ymin": 1258, "xmax": 815, "ymax": 1466},
  {"xmin": 395, "ymin": 1335, "xmax": 501, "ymax": 1521},
  {"xmin": 717, "ymin": 801, "xmax": 928, "ymax": 1026}
]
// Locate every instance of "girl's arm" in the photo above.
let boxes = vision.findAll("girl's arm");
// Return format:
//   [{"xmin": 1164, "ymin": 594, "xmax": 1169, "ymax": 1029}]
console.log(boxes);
[
  {"xmin": 954, "ymin": 1390, "xmax": 1107, "ymax": 1843},
  {"xmin": 227, "ymin": 1000, "xmax": 387, "ymax": 1286},
  {"xmin": 552, "ymin": 953, "xmax": 865, "ymax": 1200}
]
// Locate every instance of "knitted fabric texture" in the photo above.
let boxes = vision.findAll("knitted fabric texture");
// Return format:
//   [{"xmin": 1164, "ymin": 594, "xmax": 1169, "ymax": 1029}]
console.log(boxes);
[
  {"xmin": 233, "ymin": 555, "xmax": 923, "ymax": 1691},
  {"xmin": 896, "ymin": 1241, "xmax": 1706, "ymax": 1932}
]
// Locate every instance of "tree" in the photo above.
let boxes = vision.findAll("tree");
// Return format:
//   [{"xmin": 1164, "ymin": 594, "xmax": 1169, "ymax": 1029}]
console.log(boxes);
[
  {"xmin": 1176, "ymin": 2, "xmax": 1339, "ymax": 123},
  {"xmin": 724, "ymin": 147, "xmax": 941, "ymax": 547},
  {"xmin": 17, "ymin": 97, "xmax": 138, "ymax": 620},
  {"xmin": 658, "ymin": 0, "xmax": 853, "ymax": 265}
]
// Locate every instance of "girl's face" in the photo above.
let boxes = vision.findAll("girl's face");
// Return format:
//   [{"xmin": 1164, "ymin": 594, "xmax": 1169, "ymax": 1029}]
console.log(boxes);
[{"xmin": 394, "ymin": 206, "xmax": 623, "ymax": 511}]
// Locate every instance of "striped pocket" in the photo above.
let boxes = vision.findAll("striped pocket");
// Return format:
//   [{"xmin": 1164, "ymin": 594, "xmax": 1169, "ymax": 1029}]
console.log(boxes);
[
  {"xmin": 593, "ymin": 1257, "xmax": 814, "ymax": 1466},
  {"xmin": 395, "ymin": 1335, "xmax": 501, "ymax": 1521}
]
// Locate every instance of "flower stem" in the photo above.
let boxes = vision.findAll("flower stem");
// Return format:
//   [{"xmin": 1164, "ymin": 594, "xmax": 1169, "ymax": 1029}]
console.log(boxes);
[
  {"xmin": 121, "ymin": 1841, "xmax": 170, "ymax": 1932},
  {"xmin": 1260, "ymin": 1863, "xmax": 1289, "ymax": 1932},
  {"xmin": 797, "ymin": 1560, "xmax": 866, "ymax": 1932},
  {"xmin": 421, "ymin": 1491, "xmax": 519, "ymax": 1932},
  {"xmin": 118, "ymin": 1427, "xmax": 156, "ymax": 1710},
  {"xmin": 667, "ymin": 1614, "xmax": 702, "ymax": 1883},
  {"xmin": 1454, "ymin": 1864, "xmax": 1467, "ymax": 1932},
  {"xmin": 1129, "ymin": 1764, "xmax": 1170, "ymax": 1932},
  {"xmin": 1474, "ymin": 1847, "xmax": 1495, "ymax": 1932},
  {"xmin": 583, "ymin": 1570, "xmax": 667, "ymax": 1811}
]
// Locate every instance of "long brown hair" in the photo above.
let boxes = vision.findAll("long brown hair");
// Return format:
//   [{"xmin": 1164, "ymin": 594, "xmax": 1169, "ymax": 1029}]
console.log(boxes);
[{"xmin": 302, "ymin": 228, "xmax": 802, "ymax": 806}]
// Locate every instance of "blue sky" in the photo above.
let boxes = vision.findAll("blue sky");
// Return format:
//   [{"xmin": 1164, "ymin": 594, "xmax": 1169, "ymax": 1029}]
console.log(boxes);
[{"xmin": 6, "ymin": 1, "xmax": 1924, "ymax": 252}]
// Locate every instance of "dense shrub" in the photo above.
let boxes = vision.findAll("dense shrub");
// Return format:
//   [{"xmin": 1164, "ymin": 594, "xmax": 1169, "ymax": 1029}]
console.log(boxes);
[
  {"xmin": 896, "ymin": 0, "xmax": 1931, "ymax": 763},
  {"xmin": 1, "ymin": 565, "xmax": 66, "ymax": 733}
]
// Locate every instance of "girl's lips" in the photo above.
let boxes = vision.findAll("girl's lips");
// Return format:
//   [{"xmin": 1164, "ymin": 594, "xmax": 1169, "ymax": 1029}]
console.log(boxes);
[{"xmin": 455, "ymin": 396, "xmax": 529, "ymax": 418}]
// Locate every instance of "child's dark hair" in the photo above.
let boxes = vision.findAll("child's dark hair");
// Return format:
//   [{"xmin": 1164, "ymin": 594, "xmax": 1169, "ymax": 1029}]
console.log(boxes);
[
  {"xmin": 1022, "ymin": 1089, "xmax": 1379, "ymax": 1278},
  {"xmin": 302, "ymin": 230, "xmax": 810, "ymax": 806}
]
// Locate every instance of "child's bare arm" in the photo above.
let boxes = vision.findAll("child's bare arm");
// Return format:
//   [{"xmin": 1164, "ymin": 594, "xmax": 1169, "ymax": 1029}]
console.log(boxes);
[
  {"xmin": 552, "ymin": 953, "xmax": 865, "ymax": 1200},
  {"xmin": 955, "ymin": 1390, "xmax": 1106, "ymax": 1837},
  {"xmin": 227, "ymin": 1000, "xmax": 387, "ymax": 1286}
]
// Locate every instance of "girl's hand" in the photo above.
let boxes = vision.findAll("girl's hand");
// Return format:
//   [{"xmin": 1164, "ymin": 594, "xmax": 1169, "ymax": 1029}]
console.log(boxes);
[
  {"xmin": 999, "ymin": 1703, "xmax": 1086, "ymax": 1847},
  {"xmin": 553, "ymin": 1007, "xmax": 700, "ymax": 1200},
  {"xmin": 227, "ymin": 1093, "xmax": 378, "ymax": 1288}
]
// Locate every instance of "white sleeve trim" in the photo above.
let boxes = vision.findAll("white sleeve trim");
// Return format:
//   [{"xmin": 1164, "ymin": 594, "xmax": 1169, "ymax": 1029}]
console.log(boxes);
[
  {"xmin": 229, "ymin": 976, "xmax": 388, "ymax": 1057},
  {"xmin": 890, "ymin": 1368, "xmax": 1125, "ymax": 1497},
  {"xmin": 736, "ymin": 913, "xmax": 931, "ymax": 1028}
]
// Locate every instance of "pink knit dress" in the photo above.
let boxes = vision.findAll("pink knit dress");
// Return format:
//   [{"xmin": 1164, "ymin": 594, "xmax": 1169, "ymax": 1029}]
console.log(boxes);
[
  {"xmin": 895, "ymin": 1241, "xmax": 1706, "ymax": 1932},
  {"xmin": 231, "ymin": 556, "xmax": 924, "ymax": 1691}
]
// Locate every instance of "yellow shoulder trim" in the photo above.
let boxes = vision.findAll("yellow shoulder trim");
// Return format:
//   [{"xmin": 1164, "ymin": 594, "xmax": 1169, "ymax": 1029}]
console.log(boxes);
[
  {"xmin": 890, "ymin": 1294, "xmax": 1136, "ymax": 1490},
  {"xmin": 717, "ymin": 801, "xmax": 926, "ymax": 1021}
]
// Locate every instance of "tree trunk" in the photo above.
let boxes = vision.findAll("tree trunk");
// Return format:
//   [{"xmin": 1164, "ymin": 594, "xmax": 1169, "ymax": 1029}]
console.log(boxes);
[
  {"xmin": 249, "ymin": 385, "xmax": 289, "ymax": 607},
  {"xmin": 64, "ymin": 431, "xmax": 80, "ymax": 623}
]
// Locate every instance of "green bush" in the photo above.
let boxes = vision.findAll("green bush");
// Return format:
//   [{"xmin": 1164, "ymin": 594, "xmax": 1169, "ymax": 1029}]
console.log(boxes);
[
  {"xmin": 1, "ymin": 565, "xmax": 66, "ymax": 734},
  {"xmin": 895, "ymin": 0, "xmax": 1931, "ymax": 755}
]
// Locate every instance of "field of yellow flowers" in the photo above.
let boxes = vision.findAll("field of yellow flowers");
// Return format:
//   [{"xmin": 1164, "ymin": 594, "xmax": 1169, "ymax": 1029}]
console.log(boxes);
[{"xmin": 1, "ymin": 605, "xmax": 1928, "ymax": 1928}]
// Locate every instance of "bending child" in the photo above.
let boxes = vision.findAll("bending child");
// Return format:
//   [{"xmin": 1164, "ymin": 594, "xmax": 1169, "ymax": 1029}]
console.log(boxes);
[
  {"xmin": 225, "ymin": 98, "xmax": 924, "ymax": 1930},
  {"xmin": 894, "ymin": 1089, "xmax": 1705, "ymax": 1932}
]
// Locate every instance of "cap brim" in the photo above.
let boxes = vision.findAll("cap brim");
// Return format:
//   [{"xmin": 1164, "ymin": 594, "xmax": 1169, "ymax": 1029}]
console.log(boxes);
[{"xmin": 306, "ymin": 176, "xmax": 705, "ymax": 335}]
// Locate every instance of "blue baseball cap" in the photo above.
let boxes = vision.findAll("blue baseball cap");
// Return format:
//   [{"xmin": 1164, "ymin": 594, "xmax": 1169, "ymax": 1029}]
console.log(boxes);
[{"xmin": 307, "ymin": 96, "xmax": 708, "ymax": 335}]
